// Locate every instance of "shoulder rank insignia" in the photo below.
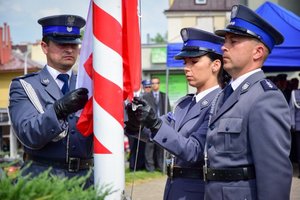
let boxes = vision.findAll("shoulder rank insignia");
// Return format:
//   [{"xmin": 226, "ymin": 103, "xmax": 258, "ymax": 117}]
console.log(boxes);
[{"xmin": 260, "ymin": 79, "xmax": 278, "ymax": 91}]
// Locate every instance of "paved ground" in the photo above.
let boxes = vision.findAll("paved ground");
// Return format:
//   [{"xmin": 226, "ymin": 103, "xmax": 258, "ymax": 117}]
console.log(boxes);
[{"xmin": 125, "ymin": 164, "xmax": 300, "ymax": 200}]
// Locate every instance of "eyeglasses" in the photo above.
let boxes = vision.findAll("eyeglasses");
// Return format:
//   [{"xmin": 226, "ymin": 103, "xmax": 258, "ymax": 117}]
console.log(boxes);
[
  {"xmin": 151, "ymin": 82, "xmax": 160, "ymax": 84},
  {"xmin": 144, "ymin": 86, "xmax": 152, "ymax": 88}
]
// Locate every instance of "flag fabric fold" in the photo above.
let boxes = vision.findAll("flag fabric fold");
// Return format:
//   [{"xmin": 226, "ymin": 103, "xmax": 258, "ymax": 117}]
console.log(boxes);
[{"xmin": 76, "ymin": 0, "xmax": 141, "ymax": 137}]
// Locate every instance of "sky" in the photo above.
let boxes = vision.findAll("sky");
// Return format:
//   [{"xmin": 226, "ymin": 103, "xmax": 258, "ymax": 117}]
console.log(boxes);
[{"xmin": 0, "ymin": 0, "xmax": 169, "ymax": 45}]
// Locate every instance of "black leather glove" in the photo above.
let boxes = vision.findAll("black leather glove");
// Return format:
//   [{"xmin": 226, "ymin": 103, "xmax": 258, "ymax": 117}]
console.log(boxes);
[
  {"xmin": 54, "ymin": 88, "xmax": 88, "ymax": 119},
  {"xmin": 124, "ymin": 103, "xmax": 142, "ymax": 133},
  {"xmin": 133, "ymin": 97, "xmax": 162, "ymax": 133}
]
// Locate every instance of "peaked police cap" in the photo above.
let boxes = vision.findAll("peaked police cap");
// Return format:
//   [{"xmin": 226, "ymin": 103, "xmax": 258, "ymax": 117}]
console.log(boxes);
[
  {"xmin": 215, "ymin": 5, "xmax": 284, "ymax": 52},
  {"xmin": 38, "ymin": 14, "xmax": 86, "ymax": 44},
  {"xmin": 175, "ymin": 28, "xmax": 224, "ymax": 60}
]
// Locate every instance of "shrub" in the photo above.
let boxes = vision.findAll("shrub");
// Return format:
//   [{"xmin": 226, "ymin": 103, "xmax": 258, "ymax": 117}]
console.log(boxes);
[{"xmin": 0, "ymin": 165, "xmax": 111, "ymax": 200}]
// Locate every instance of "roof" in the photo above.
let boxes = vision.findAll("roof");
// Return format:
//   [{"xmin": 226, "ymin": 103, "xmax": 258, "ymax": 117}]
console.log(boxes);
[
  {"xmin": 165, "ymin": 0, "xmax": 239, "ymax": 12},
  {"xmin": 0, "ymin": 51, "xmax": 42, "ymax": 73}
]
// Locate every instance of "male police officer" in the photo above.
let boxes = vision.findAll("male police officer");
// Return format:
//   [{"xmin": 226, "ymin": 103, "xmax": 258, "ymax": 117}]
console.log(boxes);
[
  {"xmin": 141, "ymin": 79, "xmax": 152, "ymax": 95},
  {"xmin": 9, "ymin": 15, "xmax": 93, "ymax": 186},
  {"xmin": 202, "ymin": 5, "xmax": 292, "ymax": 200}
]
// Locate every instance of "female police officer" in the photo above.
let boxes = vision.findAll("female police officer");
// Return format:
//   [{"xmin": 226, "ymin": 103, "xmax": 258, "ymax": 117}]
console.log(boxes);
[{"xmin": 125, "ymin": 27, "xmax": 228, "ymax": 200}]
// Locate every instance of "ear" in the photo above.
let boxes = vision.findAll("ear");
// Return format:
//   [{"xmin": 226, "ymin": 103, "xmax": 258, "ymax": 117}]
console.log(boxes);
[
  {"xmin": 212, "ymin": 59, "xmax": 221, "ymax": 73},
  {"xmin": 41, "ymin": 41, "xmax": 48, "ymax": 54},
  {"xmin": 253, "ymin": 44, "xmax": 265, "ymax": 60}
]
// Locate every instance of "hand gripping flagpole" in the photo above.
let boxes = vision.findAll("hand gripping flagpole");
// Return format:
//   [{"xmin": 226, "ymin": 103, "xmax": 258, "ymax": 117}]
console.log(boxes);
[{"xmin": 93, "ymin": 0, "xmax": 125, "ymax": 199}]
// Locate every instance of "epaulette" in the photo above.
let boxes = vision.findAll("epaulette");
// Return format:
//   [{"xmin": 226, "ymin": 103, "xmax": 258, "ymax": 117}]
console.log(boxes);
[
  {"xmin": 12, "ymin": 72, "xmax": 38, "ymax": 81},
  {"xmin": 260, "ymin": 79, "xmax": 278, "ymax": 91}
]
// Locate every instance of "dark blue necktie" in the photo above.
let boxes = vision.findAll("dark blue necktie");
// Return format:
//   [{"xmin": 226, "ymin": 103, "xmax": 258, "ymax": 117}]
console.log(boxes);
[
  {"xmin": 187, "ymin": 97, "xmax": 196, "ymax": 112},
  {"xmin": 222, "ymin": 84, "xmax": 233, "ymax": 104},
  {"xmin": 57, "ymin": 74, "xmax": 69, "ymax": 95}
]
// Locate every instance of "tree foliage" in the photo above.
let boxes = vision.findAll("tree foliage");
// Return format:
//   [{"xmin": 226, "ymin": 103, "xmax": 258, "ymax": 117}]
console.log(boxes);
[{"xmin": 150, "ymin": 32, "xmax": 167, "ymax": 44}]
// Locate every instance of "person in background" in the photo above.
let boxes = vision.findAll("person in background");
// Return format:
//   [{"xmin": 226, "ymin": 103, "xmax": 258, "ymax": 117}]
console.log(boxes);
[
  {"xmin": 289, "ymin": 78, "xmax": 300, "ymax": 178},
  {"xmin": 142, "ymin": 77, "xmax": 171, "ymax": 172},
  {"xmin": 276, "ymin": 73, "xmax": 290, "ymax": 102},
  {"xmin": 127, "ymin": 80, "xmax": 152, "ymax": 171},
  {"xmin": 203, "ymin": 5, "xmax": 292, "ymax": 199},
  {"xmin": 125, "ymin": 27, "xmax": 227, "ymax": 200},
  {"xmin": 141, "ymin": 79, "xmax": 152, "ymax": 95},
  {"xmin": 8, "ymin": 15, "xmax": 93, "ymax": 187}
]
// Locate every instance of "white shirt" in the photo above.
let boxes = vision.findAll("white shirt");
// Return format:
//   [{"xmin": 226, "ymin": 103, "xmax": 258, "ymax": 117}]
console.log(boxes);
[
  {"xmin": 46, "ymin": 65, "xmax": 72, "ymax": 90},
  {"xmin": 194, "ymin": 85, "xmax": 220, "ymax": 103}
]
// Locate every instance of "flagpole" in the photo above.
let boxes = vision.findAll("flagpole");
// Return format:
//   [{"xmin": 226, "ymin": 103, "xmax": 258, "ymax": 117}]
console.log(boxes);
[{"xmin": 93, "ymin": 0, "xmax": 125, "ymax": 199}]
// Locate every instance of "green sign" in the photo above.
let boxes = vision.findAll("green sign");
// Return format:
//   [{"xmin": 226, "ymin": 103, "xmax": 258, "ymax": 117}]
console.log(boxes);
[
  {"xmin": 153, "ymin": 73, "xmax": 188, "ymax": 109},
  {"xmin": 151, "ymin": 47, "xmax": 166, "ymax": 64}
]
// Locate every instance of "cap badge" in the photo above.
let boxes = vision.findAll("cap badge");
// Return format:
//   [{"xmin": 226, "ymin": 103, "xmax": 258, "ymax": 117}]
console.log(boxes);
[
  {"xmin": 231, "ymin": 5, "xmax": 238, "ymax": 19},
  {"xmin": 67, "ymin": 27, "xmax": 73, "ymax": 32},
  {"xmin": 66, "ymin": 16, "xmax": 75, "ymax": 26},
  {"xmin": 181, "ymin": 28, "xmax": 188, "ymax": 42}
]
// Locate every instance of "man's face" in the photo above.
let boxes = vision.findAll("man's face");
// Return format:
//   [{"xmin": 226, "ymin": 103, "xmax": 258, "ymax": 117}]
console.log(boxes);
[
  {"xmin": 143, "ymin": 85, "xmax": 152, "ymax": 93},
  {"xmin": 151, "ymin": 78, "xmax": 160, "ymax": 91},
  {"xmin": 41, "ymin": 40, "xmax": 79, "ymax": 72},
  {"xmin": 222, "ymin": 33, "xmax": 259, "ymax": 79}
]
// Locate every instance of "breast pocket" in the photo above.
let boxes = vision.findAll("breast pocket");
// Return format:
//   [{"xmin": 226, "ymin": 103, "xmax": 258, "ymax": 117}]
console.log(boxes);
[{"xmin": 215, "ymin": 118, "xmax": 245, "ymax": 153}]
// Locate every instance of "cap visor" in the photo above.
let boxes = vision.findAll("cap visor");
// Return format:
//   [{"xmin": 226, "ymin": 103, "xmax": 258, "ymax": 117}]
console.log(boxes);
[
  {"xmin": 215, "ymin": 28, "xmax": 254, "ymax": 38},
  {"xmin": 174, "ymin": 50, "xmax": 207, "ymax": 60},
  {"xmin": 48, "ymin": 36, "xmax": 82, "ymax": 44}
]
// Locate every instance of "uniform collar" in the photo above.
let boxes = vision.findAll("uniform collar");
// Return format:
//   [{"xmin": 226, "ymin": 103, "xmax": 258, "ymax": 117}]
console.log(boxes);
[
  {"xmin": 194, "ymin": 85, "xmax": 220, "ymax": 103},
  {"xmin": 230, "ymin": 68, "xmax": 261, "ymax": 91},
  {"xmin": 46, "ymin": 65, "xmax": 72, "ymax": 81}
]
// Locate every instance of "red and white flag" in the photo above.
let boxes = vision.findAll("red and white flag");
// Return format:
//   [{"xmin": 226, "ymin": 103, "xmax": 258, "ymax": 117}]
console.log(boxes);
[
  {"xmin": 76, "ymin": 0, "xmax": 141, "ymax": 138},
  {"xmin": 76, "ymin": 0, "xmax": 141, "ymax": 198}
]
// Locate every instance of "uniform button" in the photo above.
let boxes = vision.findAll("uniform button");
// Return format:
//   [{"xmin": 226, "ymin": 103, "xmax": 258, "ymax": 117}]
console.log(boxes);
[
  {"xmin": 225, "ymin": 127, "xmax": 229, "ymax": 131},
  {"xmin": 72, "ymin": 145, "xmax": 76, "ymax": 150},
  {"xmin": 69, "ymin": 114, "xmax": 74, "ymax": 119},
  {"xmin": 209, "ymin": 124, "xmax": 215, "ymax": 130},
  {"xmin": 70, "ymin": 130, "xmax": 76, "ymax": 135},
  {"xmin": 162, "ymin": 138, "xmax": 167, "ymax": 143},
  {"xmin": 51, "ymin": 129, "xmax": 55, "ymax": 134}
]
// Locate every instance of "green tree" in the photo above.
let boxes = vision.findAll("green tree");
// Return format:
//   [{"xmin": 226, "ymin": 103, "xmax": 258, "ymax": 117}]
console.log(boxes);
[{"xmin": 150, "ymin": 32, "xmax": 167, "ymax": 44}]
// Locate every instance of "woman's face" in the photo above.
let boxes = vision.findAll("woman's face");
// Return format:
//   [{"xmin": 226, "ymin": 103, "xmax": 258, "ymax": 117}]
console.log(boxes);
[{"xmin": 183, "ymin": 55, "xmax": 216, "ymax": 92}]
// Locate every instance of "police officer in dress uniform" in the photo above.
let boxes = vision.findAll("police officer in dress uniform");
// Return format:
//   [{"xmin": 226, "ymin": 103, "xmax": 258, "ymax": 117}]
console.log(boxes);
[
  {"xmin": 8, "ymin": 15, "xmax": 93, "ymax": 187},
  {"xmin": 125, "ymin": 28, "xmax": 226, "ymax": 200},
  {"xmin": 203, "ymin": 5, "xmax": 292, "ymax": 200},
  {"xmin": 141, "ymin": 79, "xmax": 152, "ymax": 95}
]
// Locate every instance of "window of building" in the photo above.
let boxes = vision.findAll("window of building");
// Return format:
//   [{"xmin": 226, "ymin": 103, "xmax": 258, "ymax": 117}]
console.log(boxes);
[{"xmin": 195, "ymin": 0, "xmax": 207, "ymax": 4}]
